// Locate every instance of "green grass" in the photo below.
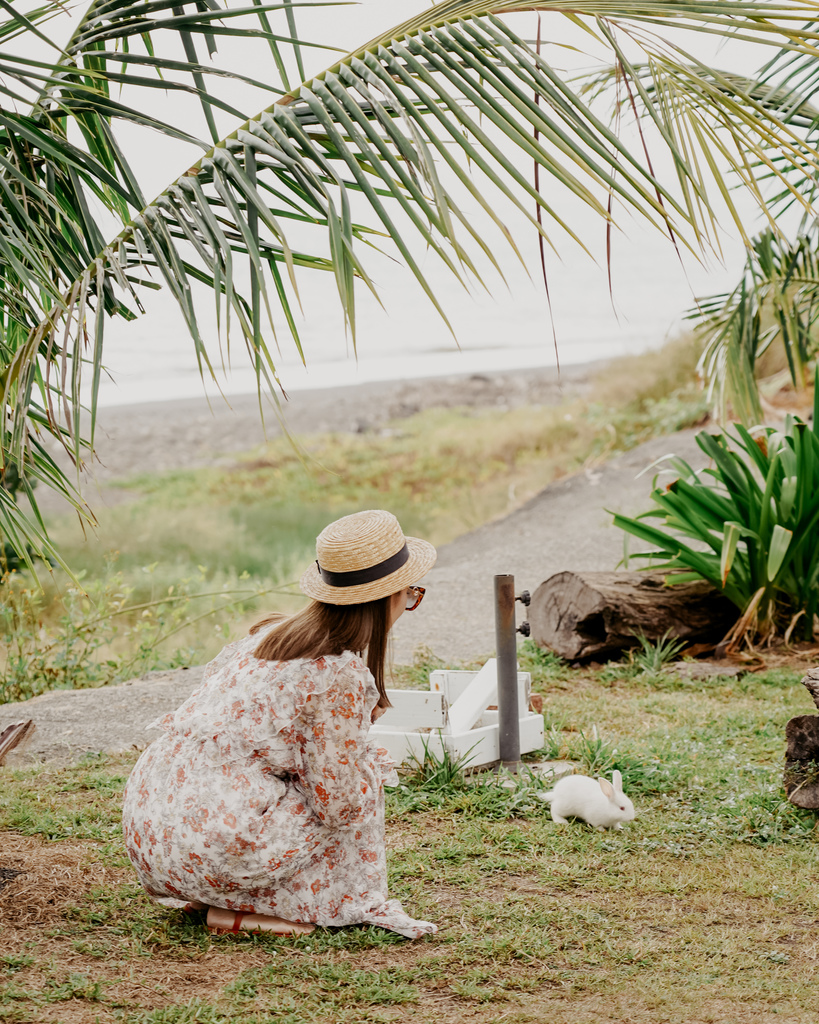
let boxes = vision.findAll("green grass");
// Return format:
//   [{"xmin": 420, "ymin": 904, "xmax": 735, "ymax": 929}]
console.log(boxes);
[
  {"xmin": 4, "ymin": 333, "xmax": 815, "ymax": 1019},
  {"xmin": 2, "ymin": 659, "xmax": 819, "ymax": 1022}
]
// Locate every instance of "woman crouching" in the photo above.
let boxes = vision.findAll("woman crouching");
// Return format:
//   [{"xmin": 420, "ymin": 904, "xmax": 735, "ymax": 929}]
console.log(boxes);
[{"xmin": 122, "ymin": 510, "xmax": 436, "ymax": 939}]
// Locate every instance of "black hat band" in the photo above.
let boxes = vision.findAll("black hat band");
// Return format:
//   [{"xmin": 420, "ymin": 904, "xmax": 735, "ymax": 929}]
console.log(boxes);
[{"xmin": 316, "ymin": 543, "xmax": 410, "ymax": 587}]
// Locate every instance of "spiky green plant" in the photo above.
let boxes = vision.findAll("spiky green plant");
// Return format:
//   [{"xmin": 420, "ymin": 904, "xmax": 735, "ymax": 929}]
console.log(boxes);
[
  {"xmin": 693, "ymin": 223, "xmax": 819, "ymax": 424},
  {"xmin": 613, "ymin": 377, "xmax": 819, "ymax": 639},
  {"xmin": 632, "ymin": 630, "xmax": 688, "ymax": 674}
]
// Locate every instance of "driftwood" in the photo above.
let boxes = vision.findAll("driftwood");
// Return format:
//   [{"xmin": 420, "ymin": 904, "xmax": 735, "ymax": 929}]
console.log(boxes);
[
  {"xmin": 0, "ymin": 720, "xmax": 35, "ymax": 767},
  {"xmin": 784, "ymin": 669, "xmax": 819, "ymax": 808},
  {"xmin": 801, "ymin": 666, "xmax": 819, "ymax": 709},
  {"xmin": 528, "ymin": 571, "xmax": 738, "ymax": 661}
]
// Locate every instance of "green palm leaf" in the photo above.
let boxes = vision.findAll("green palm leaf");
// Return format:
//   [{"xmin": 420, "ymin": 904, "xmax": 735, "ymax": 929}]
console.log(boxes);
[
  {"xmin": 7, "ymin": 0, "xmax": 819, "ymax": 566},
  {"xmin": 692, "ymin": 222, "xmax": 819, "ymax": 422}
]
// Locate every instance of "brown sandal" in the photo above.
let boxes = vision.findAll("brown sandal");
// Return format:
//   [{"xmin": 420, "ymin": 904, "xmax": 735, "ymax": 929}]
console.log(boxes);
[
  {"xmin": 206, "ymin": 908, "xmax": 314, "ymax": 936},
  {"xmin": 207, "ymin": 910, "xmax": 248, "ymax": 935}
]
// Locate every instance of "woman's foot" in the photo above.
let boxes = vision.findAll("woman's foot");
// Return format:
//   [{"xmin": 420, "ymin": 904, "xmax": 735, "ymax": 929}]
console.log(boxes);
[{"xmin": 206, "ymin": 907, "xmax": 315, "ymax": 936}]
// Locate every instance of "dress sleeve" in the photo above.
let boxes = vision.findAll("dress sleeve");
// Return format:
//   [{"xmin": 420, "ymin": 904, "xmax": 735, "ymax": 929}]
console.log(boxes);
[{"xmin": 290, "ymin": 656, "xmax": 383, "ymax": 831}]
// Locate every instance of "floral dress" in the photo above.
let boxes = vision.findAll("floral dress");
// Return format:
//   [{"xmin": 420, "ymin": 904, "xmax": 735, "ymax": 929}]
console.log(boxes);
[{"xmin": 122, "ymin": 630, "xmax": 436, "ymax": 938}]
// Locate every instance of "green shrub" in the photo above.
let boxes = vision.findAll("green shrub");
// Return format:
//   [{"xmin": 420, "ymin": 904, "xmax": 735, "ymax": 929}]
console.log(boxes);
[
  {"xmin": 0, "ymin": 563, "xmax": 270, "ymax": 703},
  {"xmin": 613, "ymin": 387, "xmax": 819, "ymax": 640}
]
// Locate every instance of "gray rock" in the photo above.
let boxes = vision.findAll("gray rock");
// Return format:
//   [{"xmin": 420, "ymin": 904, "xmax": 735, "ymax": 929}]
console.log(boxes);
[
  {"xmin": 671, "ymin": 660, "xmax": 744, "ymax": 680},
  {"xmin": 0, "ymin": 667, "xmax": 205, "ymax": 766}
]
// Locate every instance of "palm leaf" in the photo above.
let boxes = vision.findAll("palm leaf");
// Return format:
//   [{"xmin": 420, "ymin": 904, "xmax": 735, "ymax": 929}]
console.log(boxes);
[
  {"xmin": 7, "ymin": 1, "xmax": 819, "ymax": 564},
  {"xmin": 691, "ymin": 222, "xmax": 819, "ymax": 422},
  {"xmin": 605, "ymin": 23, "xmax": 819, "ymax": 422}
]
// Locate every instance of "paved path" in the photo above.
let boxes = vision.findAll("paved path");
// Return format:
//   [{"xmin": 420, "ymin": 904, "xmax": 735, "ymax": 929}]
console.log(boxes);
[
  {"xmin": 391, "ymin": 428, "xmax": 703, "ymax": 663},
  {"xmin": 0, "ymin": 429, "xmax": 705, "ymax": 765}
]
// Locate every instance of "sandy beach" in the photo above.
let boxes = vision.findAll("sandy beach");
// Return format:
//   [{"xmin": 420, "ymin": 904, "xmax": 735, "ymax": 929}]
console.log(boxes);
[{"xmin": 79, "ymin": 361, "xmax": 596, "ymax": 483}]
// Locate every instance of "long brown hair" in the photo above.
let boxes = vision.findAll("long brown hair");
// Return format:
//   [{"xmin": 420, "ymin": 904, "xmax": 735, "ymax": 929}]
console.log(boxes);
[{"xmin": 250, "ymin": 597, "xmax": 393, "ymax": 707}]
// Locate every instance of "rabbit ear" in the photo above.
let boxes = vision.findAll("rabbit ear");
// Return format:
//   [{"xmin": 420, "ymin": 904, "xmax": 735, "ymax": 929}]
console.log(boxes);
[
  {"xmin": 612, "ymin": 770, "xmax": 623, "ymax": 793},
  {"xmin": 598, "ymin": 777, "xmax": 615, "ymax": 799}
]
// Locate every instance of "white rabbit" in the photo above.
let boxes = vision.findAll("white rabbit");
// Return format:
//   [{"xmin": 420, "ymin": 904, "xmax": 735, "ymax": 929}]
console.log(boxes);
[{"xmin": 539, "ymin": 769, "xmax": 636, "ymax": 830}]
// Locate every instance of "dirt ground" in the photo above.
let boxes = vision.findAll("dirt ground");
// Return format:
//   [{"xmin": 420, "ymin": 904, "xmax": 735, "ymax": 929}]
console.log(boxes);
[{"xmin": 2, "ymin": 820, "xmax": 819, "ymax": 1024}]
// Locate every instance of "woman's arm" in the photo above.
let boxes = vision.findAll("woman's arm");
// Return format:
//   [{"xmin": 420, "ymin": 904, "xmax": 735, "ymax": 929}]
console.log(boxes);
[{"xmin": 292, "ymin": 658, "xmax": 382, "ymax": 830}]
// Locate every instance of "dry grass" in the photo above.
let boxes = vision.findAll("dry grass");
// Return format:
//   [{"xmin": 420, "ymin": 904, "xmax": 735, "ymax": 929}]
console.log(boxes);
[
  {"xmin": 0, "ymin": 833, "xmax": 129, "ymax": 927},
  {"xmin": 2, "ymin": 831, "xmax": 819, "ymax": 1023}
]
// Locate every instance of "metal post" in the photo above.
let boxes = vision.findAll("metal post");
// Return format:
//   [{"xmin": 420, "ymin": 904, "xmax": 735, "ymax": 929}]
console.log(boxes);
[{"xmin": 494, "ymin": 574, "xmax": 521, "ymax": 770}]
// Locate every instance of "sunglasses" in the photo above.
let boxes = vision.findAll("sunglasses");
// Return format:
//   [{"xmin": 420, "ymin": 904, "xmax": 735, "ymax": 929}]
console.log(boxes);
[{"xmin": 405, "ymin": 585, "xmax": 426, "ymax": 611}]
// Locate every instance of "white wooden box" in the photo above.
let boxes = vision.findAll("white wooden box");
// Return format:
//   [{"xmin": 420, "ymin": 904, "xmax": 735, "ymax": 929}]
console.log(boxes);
[{"xmin": 370, "ymin": 659, "xmax": 544, "ymax": 770}]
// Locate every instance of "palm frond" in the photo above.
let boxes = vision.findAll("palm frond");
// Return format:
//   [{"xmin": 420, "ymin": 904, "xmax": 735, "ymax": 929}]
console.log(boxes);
[
  {"xmin": 1, "ymin": 386, "xmax": 93, "ymax": 579},
  {"xmin": 7, "ymin": 1, "xmax": 819, "ymax": 567},
  {"xmin": 593, "ymin": 17, "xmax": 819, "ymax": 419},
  {"xmin": 692, "ymin": 222, "xmax": 819, "ymax": 422}
]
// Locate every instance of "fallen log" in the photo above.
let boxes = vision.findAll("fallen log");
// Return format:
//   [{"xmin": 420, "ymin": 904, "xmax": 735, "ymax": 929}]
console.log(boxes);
[{"xmin": 528, "ymin": 570, "xmax": 737, "ymax": 661}]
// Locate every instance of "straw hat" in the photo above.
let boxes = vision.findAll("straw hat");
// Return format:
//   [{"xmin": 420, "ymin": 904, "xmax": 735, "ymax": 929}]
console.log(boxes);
[{"xmin": 300, "ymin": 510, "xmax": 437, "ymax": 606}]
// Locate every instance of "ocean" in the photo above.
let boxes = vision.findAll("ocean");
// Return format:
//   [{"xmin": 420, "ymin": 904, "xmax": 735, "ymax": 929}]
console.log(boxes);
[
  {"xmin": 96, "ymin": 207, "xmax": 750, "ymax": 408},
  {"xmin": 87, "ymin": 1, "xmax": 771, "ymax": 409}
]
